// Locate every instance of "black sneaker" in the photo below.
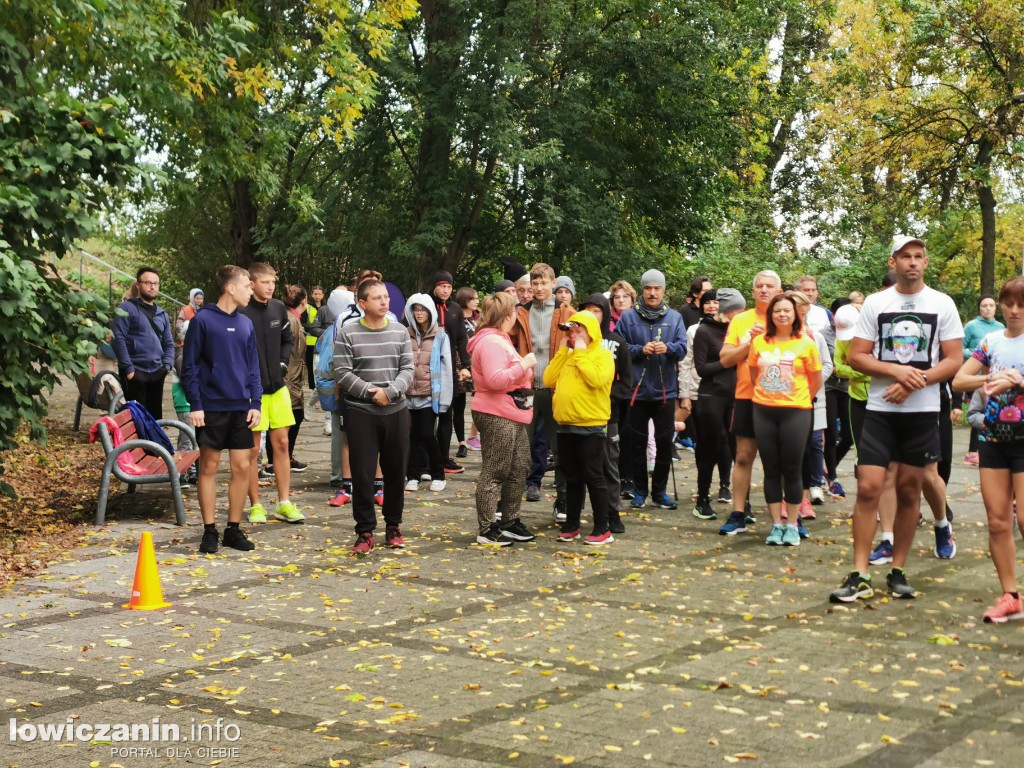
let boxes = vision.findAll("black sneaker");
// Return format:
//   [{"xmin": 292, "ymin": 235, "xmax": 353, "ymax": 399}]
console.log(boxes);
[
  {"xmin": 477, "ymin": 524, "xmax": 513, "ymax": 547},
  {"xmin": 501, "ymin": 519, "xmax": 537, "ymax": 542},
  {"xmin": 609, "ymin": 514, "xmax": 626, "ymax": 534},
  {"xmin": 290, "ymin": 459, "xmax": 308, "ymax": 473},
  {"xmin": 222, "ymin": 526, "xmax": 255, "ymax": 551},
  {"xmin": 829, "ymin": 571, "xmax": 874, "ymax": 603},
  {"xmin": 553, "ymin": 498, "xmax": 567, "ymax": 523},
  {"xmin": 619, "ymin": 482, "xmax": 635, "ymax": 500},
  {"xmin": 329, "ymin": 478, "xmax": 344, "ymax": 489},
  {"xmin": 692, "ymin": 497, "xmax": 717, "ymax": 520},
  {"xmin": 743, "ymin": 500, "xmax": 755, "ymax": 525},
  {"xmin": 887, "ymin": 568, "xmax": 917, "ymax": 599},
  {"xmin": 258, "ymin": 465, "xmax": 273, "ymax": 479},
  {"xmin": 199, "ymin": 527, "xmax": 219, "ymax": 554},
  {"xmin": 526, "ymin": 485, "xmax": 541, "ymax": 502},
  {"xmin": 443, "ymin": 458, "xmax": 465, "ymax": 474},
  {"xmin": 717, "ymin": 486, "xmax": 732, "ymax": 504},
  {"xmin": 178, "ymin": 472, "xmax": 194, "ymax": 487},
  {"xmin": 455, "ymin": 444, "xmax": 468, "ymax": 459}
]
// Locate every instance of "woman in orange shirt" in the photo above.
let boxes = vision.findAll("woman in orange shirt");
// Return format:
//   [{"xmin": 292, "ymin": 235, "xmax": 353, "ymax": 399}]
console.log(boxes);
[{"xmin": 747, "ymin": 293, "xmax": 823, "ymax": 547}]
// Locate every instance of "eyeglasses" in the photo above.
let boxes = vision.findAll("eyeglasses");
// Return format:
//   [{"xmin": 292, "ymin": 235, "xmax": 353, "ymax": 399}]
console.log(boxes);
[{"xmin": 139, "ymin": 280, "xmax": 160, "ymax": 287}]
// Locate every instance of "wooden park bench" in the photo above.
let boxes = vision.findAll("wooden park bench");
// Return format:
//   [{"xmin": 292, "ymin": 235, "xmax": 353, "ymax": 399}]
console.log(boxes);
[{"xmin": 94, "ymin": 409, "xmax": 199, "ymax": 526}]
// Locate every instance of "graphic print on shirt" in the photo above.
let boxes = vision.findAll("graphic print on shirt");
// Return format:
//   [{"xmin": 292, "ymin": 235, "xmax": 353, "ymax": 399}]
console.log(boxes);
[
  {"xmin": 877, "ymin": 312, "xmax": 937, "ymax": 369},
  {"xmin": 757, "ymin": 348, "xmax": 795, "ymax": 394},
  {"xmin": 973, "ymin": 331, "xmax": 1024, "ymax": 441}
]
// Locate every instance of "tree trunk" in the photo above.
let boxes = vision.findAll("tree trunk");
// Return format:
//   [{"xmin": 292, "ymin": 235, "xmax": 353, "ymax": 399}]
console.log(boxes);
[
  {"xmin": 976, "ymin": 137, "xmax": 996, "ymax": 296},
  {"xmin": 231, "ymin": 178, "xmax": 258, "ymax": 267}
]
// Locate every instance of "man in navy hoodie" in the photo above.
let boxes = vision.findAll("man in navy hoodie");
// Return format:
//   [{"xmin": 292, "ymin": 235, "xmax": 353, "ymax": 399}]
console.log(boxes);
[
  {"xmin": 181, "ymin": 266, "xmax": 263, "ymax": 554},
  {"xmin": 615, "ymin": 269, "xmax": 687, "ymax": 510},
  {"xmin": 112, "ymin": 267, "xmax": 175, "ymax": 418}
]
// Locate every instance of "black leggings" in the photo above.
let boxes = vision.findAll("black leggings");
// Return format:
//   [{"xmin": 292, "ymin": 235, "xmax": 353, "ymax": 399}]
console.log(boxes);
[
  {"xmin": 410, "ymin": 407, "xmax": 443, "ymax": 480},
  {"xmin": 695, "ymin": 394, "xmax": 735, "ymax": 498},
  {"xmin": 617, "ymin": 401, "xmax": 632, "ymax": 485},
  {"xmin": 829, "ymin": 389, "xmax": 854, "ymax": 470},
  {"xmin": 435, "ymin": 408, "xmax": 453, "ymax": 460},
  {"xmin": 629, "ymin": 399, "xmax": 676, "ymax": 497},
  {"xmin": 305, "ymin": 345, "xmax": 315, "ymax": 389},
  {"xmin": 753, "ymin": 404, "xmax": 812, "ymax": 504},
  {"xmin": 451, "ymin": 392, "xmax": 467, "ymax": 443},
  {"xmin": 559, "ymin": 432, "xmax": 611, "ymax": 533}
]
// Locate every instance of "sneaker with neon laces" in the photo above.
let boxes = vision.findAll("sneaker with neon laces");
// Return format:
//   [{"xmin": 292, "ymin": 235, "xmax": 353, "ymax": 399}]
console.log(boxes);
[
  {"xmin": 222, "ymin": 525, "xmax": 255, "ymax": 551},
  {"xmin": 886, "ymin": 568, "xmax": 917, "ymax": 599},
  {"xmin": 630, "ymin": 492, "xmax": 647, "ymax": 509},
  {"xmin": 584, "ymin": 530, "xmax": 614, "ymax": 546},
  {"xmin": 829, "ymin": 479, "xmax": 846, "ymax": 498},
  {"xmin": 829, "ymin": 571, "xmax": 874, "ymax": 603},
  {"xmin": 467, "ymin": 437, "xmax": 482, "ymax": 451},
  {"xmin": 719, "ymin": 511, "xmax": 747, "ymax": 536},
  {"xmin": 352, "ymin": 533, "xmax": 374, "ymax": 555},
  {"xmin": 328, "ymin": 489, "xmax": 351, "ymax": 507},
  {"xmin": 983, "ymin": 592, "xmax": 1024, "ymax": 624},
  {"xmin": 374, "ymin": 488, "xmax": 384, "ymax": 506},
  {"xmin": 385, "ymin": 526, "xmax": 405, "ymax": 548},
  {"xmin": 799, "ymin": 498, "xmax": 815, "ymax": 520},
  {"xmin": 477, "ymin": 524, "xmax": 512, "ymax": 547},
  {"xmin": 275, "ymin": 501, "xmax": 305, "ymax": 524},
  {"xmin": 934, "ymin": 522, "xmax": 956, "ymax": 559},
  {"xmin": 653, "ymin": 492, "xmax": 677, "ymax": 510},
  {"xmin": 692, "ymin": 497, "xmax": 717, "ymax": 520},
  {"xmin": 809, "ymin": 486, "xmax": 825, "ymax": 505},
  {"xmin": 782, "ymin": 525, "xmax": 800, "ymax": 547},
  {"xmin": 248, "ymin": 503, "xmax": 268, "ymax": 524},
  {"xmin": 557, "ymin": 527, "xmax": 581, "ymax": 542},
  {"xmin": 765, "ymin": 523, "xmax": 784, "ymax": 545},
  {"xmin": 868, "ymin": 539, "xmax": 894, "ymax": 565}
]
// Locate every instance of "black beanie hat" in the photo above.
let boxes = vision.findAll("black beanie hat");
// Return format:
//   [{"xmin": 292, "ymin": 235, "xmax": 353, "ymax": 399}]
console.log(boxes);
[
  {"xmin": 501, "ymin": 258, "xmax": 528, "ymax": 282},
  {"xmin": 433, "ymin": 271, "xmax": 453, "ymax": 286}
]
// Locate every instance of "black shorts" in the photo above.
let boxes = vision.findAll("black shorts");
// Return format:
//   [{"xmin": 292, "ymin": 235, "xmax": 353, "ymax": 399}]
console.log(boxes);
[
  {"xmin": 978, "ymin": 441, "xmax": 1024, "ymax": 473},
  {"xmin": 857, "ymin": 410, "xmax": 940, "ymax": 468},
  {"xmin": 196, "ymin": 411, "xmax": 254, "ymax": 452},
  {"xmin": 732, "ymin": 399, "xmax": 755, "ymax": 439}
]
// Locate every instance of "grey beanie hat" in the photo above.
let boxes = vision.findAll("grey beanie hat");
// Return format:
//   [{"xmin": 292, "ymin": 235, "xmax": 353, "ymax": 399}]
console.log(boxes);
[
  {"xmin": 554, "ymin": 275, "xmax": 576, "ymax": 298},
  {"xmin": 715, "ymin": 287, "xmax": 746, "ymax": 314},
  {"xmin": 640, "ymin": 269, "xmax": 666, "ymax": 290}
]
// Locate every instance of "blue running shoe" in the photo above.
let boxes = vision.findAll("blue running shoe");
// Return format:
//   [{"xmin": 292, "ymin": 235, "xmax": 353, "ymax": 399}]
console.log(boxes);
[
  {"xmin": 630, "ymin": 492, "xmax": 647, "ymax": 509},
  {"xmin": 829, "ymin": 479, "xmax": 846, "ymax": 498},
  {"xmin": 680, "ymin": 437, "xmax": 695, "ymax": 452},
  {"xmin": 934, "ymin": 523, "xmax": 956, "ymax": 559},
  {"xmin": 797, "ymin": 519, "xmax": 809, "ymax": 539},
  {"xmin": 653, "ymin": 492, "xmax": 678, "ymax": 510},
  {"xmin": 719, "ymin": 511, "xmax": 747, "ymax": 536},
  {"xmin": 868, "ymin": 539, "xmax": 893, "ymax": 565}
]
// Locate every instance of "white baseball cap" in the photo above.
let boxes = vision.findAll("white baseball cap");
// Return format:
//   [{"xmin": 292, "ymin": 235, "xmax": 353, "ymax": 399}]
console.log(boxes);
[
  {"xmin": 891, "ymin": 234, "xmax": 926, "ymax": 256},
  {"xmin": 834, "ymin": 303, "xmax": 861, "ymax": 342}
]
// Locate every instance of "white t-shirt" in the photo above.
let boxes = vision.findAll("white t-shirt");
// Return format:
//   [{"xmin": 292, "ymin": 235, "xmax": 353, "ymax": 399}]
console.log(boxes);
[{"xmin": 854, "ymin": 285, "xmax": 963, "ymax": 413}]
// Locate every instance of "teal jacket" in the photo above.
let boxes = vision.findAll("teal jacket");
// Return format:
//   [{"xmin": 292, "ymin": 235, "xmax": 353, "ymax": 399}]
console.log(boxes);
[{"xmin": 963, "ymin": 316, "xmax": 1005, "ymax": 358}]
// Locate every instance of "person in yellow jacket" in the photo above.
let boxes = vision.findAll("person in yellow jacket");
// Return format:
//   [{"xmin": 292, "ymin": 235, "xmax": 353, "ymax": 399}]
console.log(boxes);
[{"xmin": 543, "ymin": 311, "xmax": 616, "ymax": 545}]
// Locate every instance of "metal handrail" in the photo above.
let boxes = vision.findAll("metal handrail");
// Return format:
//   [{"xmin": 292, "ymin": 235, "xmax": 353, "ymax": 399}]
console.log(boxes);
[{"xmin": 71, "ymin": 245, "xmax": 185, "ymax": 308}]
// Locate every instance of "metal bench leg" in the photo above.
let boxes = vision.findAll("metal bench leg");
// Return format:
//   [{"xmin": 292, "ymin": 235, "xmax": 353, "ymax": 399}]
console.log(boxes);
[
  {"xmin": 169, "ymin": 472, "xmax": 186, "ymax": 526},
  {"xmin": 95, "ymin": 458, "xmax": 116, "ymax": 525},
  {"xmin": 74, "ymin": 397, "xmax": 84, "ymax": 432},
  {"xmin": 127, "ymin": 483, "xmax": 136, "ymax": 494}
]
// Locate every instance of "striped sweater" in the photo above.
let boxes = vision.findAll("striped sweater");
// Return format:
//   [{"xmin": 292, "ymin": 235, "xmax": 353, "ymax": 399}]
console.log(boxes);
[{"xmin": 333, "ymin": 319, "xmax": 414, "ymax": 415}]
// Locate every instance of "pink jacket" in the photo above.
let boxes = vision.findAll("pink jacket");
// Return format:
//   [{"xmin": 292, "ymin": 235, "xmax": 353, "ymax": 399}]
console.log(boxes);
[{"xmin": 468, "ymin": 327, "xmax": 534, "ymax": 424}]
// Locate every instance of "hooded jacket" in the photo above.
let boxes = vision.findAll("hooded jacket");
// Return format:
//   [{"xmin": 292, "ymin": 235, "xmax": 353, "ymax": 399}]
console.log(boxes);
[
  {"xmin": 468, "ymin": 326, "xmax": 534, "ymax": 424},
  {"xmin": 543, "ymin": 311, "xmax": 614, "ymax": 427},
  {"xmin": 581, "ymin": 293, "xmax": 633, "ymax": 407},
  {"xmin": 432, "ymin": 289, "xmax": 471, "ymax": 387},
  {"xmin": 615, "ymin": 302, "xmax": 687, "ymax": 402},
  {"xmin": 403, "ymin": 294, "xmax": 454, "ymax": 412},
  {"xmin": 175, "ymin": 289, "xmax": 204, "ymax": 345},
  {"xmin": 112, "ymin": 297, "xmax": 175, "ymax": 376}
]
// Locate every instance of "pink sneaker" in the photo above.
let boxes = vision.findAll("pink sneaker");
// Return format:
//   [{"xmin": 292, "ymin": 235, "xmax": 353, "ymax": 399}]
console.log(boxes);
[
  {"xmin": 983, "ymin": 592, "xmax": 1024, "ymax": 624},
  {"xmin": 799, "ymin": 498, "xmax": 815, "ymax": 520},
  {"xmin": 328, "ymin": 489, "xmax": 351, "ymax": 507},
  {"xmin": 374, "ymin": 489, "xmax": 384, "ymax": 506},
  {"xmin": 584, "ymin": 530, "xmax": 614, "ymax": 546},
  {"xmin": 467, "ymin": 437, "xmax": 482, "ymax": 451}
]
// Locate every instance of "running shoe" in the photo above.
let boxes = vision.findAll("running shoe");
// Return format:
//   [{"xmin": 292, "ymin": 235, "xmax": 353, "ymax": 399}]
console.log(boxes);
[
  {"xmin": 692, "ymin": 497, "xmax": 717, "ymax": 520},
  {"xmin": 719, "ymin": 511, "xmax": 747, "ymax": 536},
  {"xmin": 799, "ymin": 498, "xmax": 815, "ymax": 520},
  {"xmin": 743, "ymin": 500, "xmax": 755, "ymax": 525},
  {"xmin": 222, "ymin": 525, "xmax": 255, "ymax": 551},
  {"xmin": 405, "ymin": 479, "xmax": 419, "ymax": 492},
  {"xmin": 467, "ymin": 437, "xmax": 482, "ymax": 451},
  {"xmin": 274, "ymin": 501, "xmax": 305, "ymax": 524},
  {"xmin": 557, "ymin": 528, "xmax": 581, "ymax": 542},
  {"xmin": 781, "ymin": 525, "xmax": 800, "ymax": 547},
  {"xmin": 477, "ymin": 524, "xmax": 513, "ymax": 547},
  {"xmin": 765, "ymin": 523, "xmax": 785, "ymax": 546},
  {"xmin": 352, "ymin": 533, "xmax": 374, "ymax": 555},
  {"xmin": 829, "ymin": 479, "xmax": 846, "ymax": 498},
  {"xmin": 619, "ymin": 481, "xmax": 636, "ymax": 500},
  {"xmin": 717, "ymin": 485, "xmax": 732, "ymax": 504},
  {"xmin": 526, "ymin": 485, "xmax": 541, "ymax": 502},
  {"xmin": 829, "ymin": 571, "xmax": 873, "ymax": 603},
  {"xmin": 374, "ymin": 488, "xmax": 384, "ymax": 506},
  {"xmin": 584, "ymin": 530, "xmax": 614, "ymax": 546},
  {"xmin": 797, "ymin": 519, "xmax": 809, "ymax": 539},
  {"xmin": 653, "ymin": 492, "xmax": 677, "ymax": 510},
  {"xmin": 868, "ymin": 540, "xmax": 894, "ymax": 566},
  {"xmin": 429, "ymin": 479, "xmax": 447, "ymax": 491},
  {"xmin": 247, "ymin": 503, "xmax": 268, "ymax": 524},
  {"xmin": 886, "ymin": 568, "xmax": 917, "ymax": 599},
  {"xmin": 679, "ymin": 437, "xmax": 696, "ymax": 452},
  {"xmin": 290, "ymin": 459, "xmax": 308, "ymax": 473},
  {"xmin": 553, "ymin": 498, "xmax": 567, "ymax": 523},
  {"xmin": 444, "ymin": 459, "xmax": 465, "ymax": 474},
  {"xmin": 609, "ymin": 514, "xmax": 626, "ymax": 534},
  {"xmin": 809, "ymin": 486, "xmax": 825, "ymax": 505},
  {"xmin": 199, "ymin": 527, "xmax": 219, "ymax": 554},
  {"xmin": 630, "ymin": 492, "xmax": 647, "ymax": 509},
  {"xmin": 328, "ymin": 489, "xmax": 351, "ymax": 507},
  {"xmin": 385, "ymin": 526, "xmax": 405, "ymax": 549},
  {"xmin": 501, "ymin": 520, "xmax": 537, "ymax": 542},
  {"xmin": 455, "ymin": 444, "xmax": 468, "ymax": 459},
  {"xmin": 934, "ymin": 523, "xmax": 956, "ymax": 559},
  {"xmin": 983, "ymin": 592, "xmax": 1024, "ymax": 624}
]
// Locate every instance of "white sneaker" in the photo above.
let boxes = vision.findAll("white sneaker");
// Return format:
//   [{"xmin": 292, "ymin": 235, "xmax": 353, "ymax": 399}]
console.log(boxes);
[
  {"xmin": 420, "ymin": 473, "xmax": 432, "ymax": 482},
  {"xmin": 323, "ymin": 416, "xmax": 332, "ymax": 436},
  {"xmin": 405, "ymin": 479, "xmax": 419, "ymax": 491},
  {"xmin": 429, "ymin": 479, "xmax": 446, "ymax": 491},
  {"xmin": 810, "ymin": 486, "xmax": 825, "ymax": 505}
]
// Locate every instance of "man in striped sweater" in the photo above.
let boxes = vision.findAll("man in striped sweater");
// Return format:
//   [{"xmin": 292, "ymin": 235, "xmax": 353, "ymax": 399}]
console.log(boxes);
[{"xmin": 334, "ymin": 279, "xmax": 414, "ymax": 554}]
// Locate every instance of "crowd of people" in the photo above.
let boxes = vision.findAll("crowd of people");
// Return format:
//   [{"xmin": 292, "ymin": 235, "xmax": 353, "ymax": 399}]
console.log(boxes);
[{"xmin": 106, "ymin": 235, "xmax": 1024, "ymax": 624}]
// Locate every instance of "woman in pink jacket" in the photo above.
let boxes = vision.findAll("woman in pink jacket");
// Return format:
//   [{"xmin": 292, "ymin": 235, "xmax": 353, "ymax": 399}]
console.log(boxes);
[{"xmin": 469, "ymin": 292, "xmax": 538, "ymax": 546}]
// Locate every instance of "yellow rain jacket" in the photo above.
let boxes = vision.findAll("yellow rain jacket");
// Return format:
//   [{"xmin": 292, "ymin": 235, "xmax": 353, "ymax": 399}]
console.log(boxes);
[{"xmin": 544, "ymin": 311, "xmax": 614, "ymax": 427}]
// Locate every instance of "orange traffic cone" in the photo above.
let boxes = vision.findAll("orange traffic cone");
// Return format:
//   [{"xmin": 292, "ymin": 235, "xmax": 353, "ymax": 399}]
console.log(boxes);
[{"xmin": 123, "ymin": 531, "xmax": 171, "ymax": 610}]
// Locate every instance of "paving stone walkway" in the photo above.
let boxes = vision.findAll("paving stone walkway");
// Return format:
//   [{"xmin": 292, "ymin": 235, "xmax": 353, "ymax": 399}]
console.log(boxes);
[{"xmin": 2, "ymin": 382, "xmax": 1023, "ymax": 767}]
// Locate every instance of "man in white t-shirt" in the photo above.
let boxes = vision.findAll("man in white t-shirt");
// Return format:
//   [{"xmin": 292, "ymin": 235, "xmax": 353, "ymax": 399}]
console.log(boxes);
[{"xmin": 830, "ymin": 236, "xmax": 964, "ymax": 604}]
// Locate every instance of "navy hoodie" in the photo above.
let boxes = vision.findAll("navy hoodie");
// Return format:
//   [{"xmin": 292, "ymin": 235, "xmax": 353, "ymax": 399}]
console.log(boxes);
[
  {"xmin": 181, "ymin": 304, "xmax": 263, "ymax": 412},
  {"xmin": 111, "ymin": 298, "xmax": 175, "ymax": 375}
]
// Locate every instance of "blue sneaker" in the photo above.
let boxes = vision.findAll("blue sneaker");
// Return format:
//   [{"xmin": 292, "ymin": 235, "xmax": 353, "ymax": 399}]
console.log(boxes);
[
  {"xmin": 797, "ymin": 519, "xmax": 809, "ymax": 539},
  {"xmin": 829, "ymin": 479, "xmax": 846, "ymax": 498},
  {"xmin": 934, "ymin": 523, "xmax": 956, "ymax": 559},
  {"xmin": 653, "ymin": 492, "xmax": 677, "ymax": 510},
  {"xmin": 719, "ymin": 511, "xmax": 747, "ymax": 536},
  {"xmin": 680, "ymin": 437, "xmax": 695, "ymax": 452},
  {"xmin": 868, "ymin": 539, "xmax": 893, "ymax": 565},
  {"xmin": 630, "ymin": 492, "xmax": 647, "ymax": 509}
]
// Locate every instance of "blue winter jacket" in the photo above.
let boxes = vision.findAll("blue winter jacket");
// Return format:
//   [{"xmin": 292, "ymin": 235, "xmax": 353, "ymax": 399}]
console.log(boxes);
[
  {"xmin": 111, "ymin": 298, "xmax": 175, "ymax": 375},
  {"xmin": 615, "ymin": 304, "xmax": 687, "ymax": 402}
]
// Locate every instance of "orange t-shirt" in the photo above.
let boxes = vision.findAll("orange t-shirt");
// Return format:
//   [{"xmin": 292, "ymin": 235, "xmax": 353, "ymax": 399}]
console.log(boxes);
[
  {"xmin": 724, "ymin": 308, "xmax": 766, "ymax": 401},
  {"xmin": 746, "ymin": 334, "xmax": 822, "ymax": 409}
]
